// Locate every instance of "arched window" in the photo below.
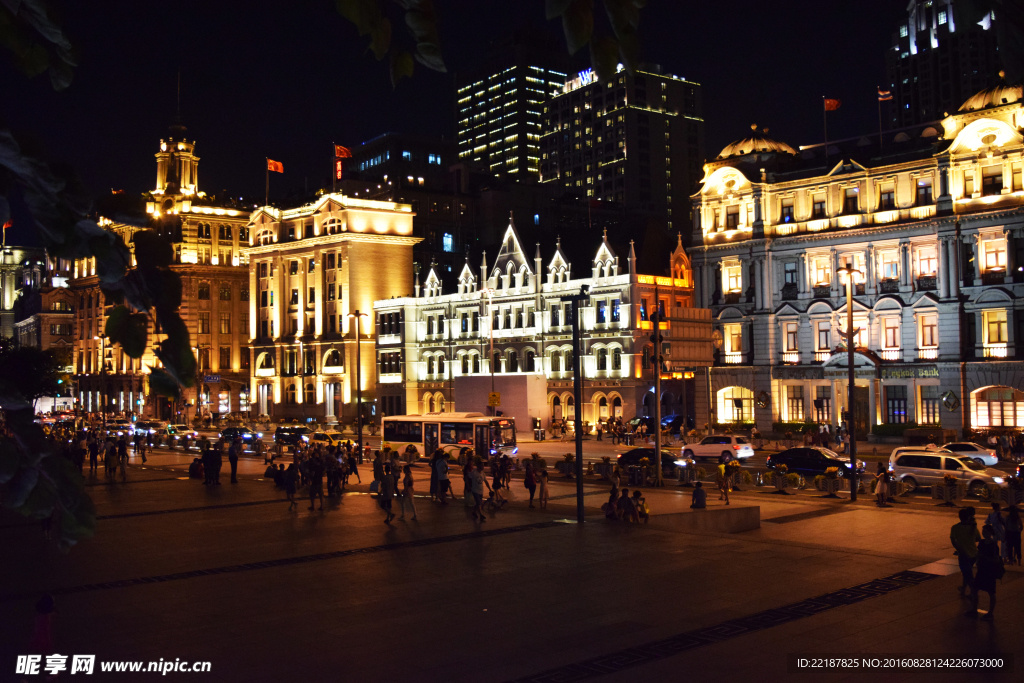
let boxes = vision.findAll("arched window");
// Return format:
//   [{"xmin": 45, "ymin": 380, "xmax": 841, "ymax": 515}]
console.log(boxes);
[
  {"xmin": 427, "ymin": 317, "xmax": 434, "ymax": 335},
  {"xmin": 597, "ymin": 348, "xmax": 608, "ymax": 371},
  {"xmin": 504, "ymin": 309, "xmax": 512, "ymax": 329},
  {"xmin": 972, "ymin": 387, "xmax": 1024, "ymax": 428},
  {"xmin": 612, "ymin": 348, "xmax": 622, "ymax": 370},
  {"xmin": 427, "ymin": 356, "xmax": 435, "ymax": 375},
  {"xmin": 717, "ymin": 386, "xmax": 754, "ymax": 423},
  {"xmin": 526, "ymin": 350, "xmax": 535, "ymax": 372},
  {"xmin": 461, "ymin": 355, "xmax": 469, "ymax": 374},
  {"xmin": 472, "ymin": 354, "xmax": 480, "ymax": 373},
  {"xmin": 304, "ymin": 383, "xmax": 315, "ymax": 404},
  {"xmin": 515, "ymin": 309, "xmax": 523, "ymax": 328},
  {"xmin": 286, "ymin": 384, "xmax": 297, "ymax": 405},
  {"xmin": 493, "ymin": 352, "xmax": 502, "ymax": 373},
  {"xmin": 612, "ymin": 396, "xmax": 623, "ymax": 417},
  {"xmin": 258, "ymin": 353, "xmax": 275, "ymax": 369},
  {"xmin": 325, "ymin": 349, "xmax": 342, "ymax": 367},
  {"xmin": 436, "ymin": 394, "xmax": 446, "ymax": 412},
  {"xmin": 423, "ymin": 394, "xmax": 433, "ymax": 413},
  {"xmin": 509, "ymin": 351, "xmax": 519, "ymax": 372},
  {"xmin": 551, "ymin": 395, "xmax": 562, "ymax": 420},
  {"xmin": 599, "ymin": 396, "xmax": 608, "ymax": 418},
  {"xmin": 493, "ymin": 309, "xmax": 500, "ymax": 330},
  {"xmin": 438, "ymin": 355, "xmax": 446, "ymax": 374},
  {"xmin": 551, "ymin": 351, "xmax": 561, "ymax": 372},
  {"xmin": 566, "ymin": 395, "xmax": 575, "ymax": 419}
]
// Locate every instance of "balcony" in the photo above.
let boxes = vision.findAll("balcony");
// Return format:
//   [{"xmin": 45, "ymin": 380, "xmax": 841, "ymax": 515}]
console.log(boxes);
[
  {"xmin": 813, "ymin": 350, "xmax": 831, "ymax": 363},
  {"xmin": 878, "ymin": 279, "xmax": 900, "ymax": 294},
  {"xmin": 984, "ymin": 344, "xmax": 1009, "ymax": 358},
  {"xmin": 781, "ymin": 351, "xmax": 800, "ymax": 364},
  {"xmin": 723, "ymin": 291, "xmax": 741, "ymax": 304},
  {"xmin": 722, "ymin": 352, "xmax": 745, "ymax": 365},
  {"xmin": 812, "ymin": 285, "xmax": 831, "ymax": 299},
  {"xmin": 781, "ymin": 283, "xmax": 798, "ymax": 301},
  {"xmin": 916, "ymin": 275, "xmax": 937, "ymax": 291},
  {"xmin": 879, "ymin": 348, "xmax": 901, "ymax": 362},
  {"xmin": 981, "ymin": 269, "xmax": 1006, "ymax": 286},
  {"xmin": 917, "ymin": 347, "xmax": 938, "ymax": 360}
]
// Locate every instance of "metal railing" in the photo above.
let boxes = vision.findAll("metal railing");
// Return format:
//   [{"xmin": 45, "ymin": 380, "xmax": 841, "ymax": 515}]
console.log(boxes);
[
  {"xmin": 917, "ymin": 347, "xmax": 938, "ymax": 360},
  {"xmin": 879, "ymin": 348, "xmax": 901, "ymax": 361}
]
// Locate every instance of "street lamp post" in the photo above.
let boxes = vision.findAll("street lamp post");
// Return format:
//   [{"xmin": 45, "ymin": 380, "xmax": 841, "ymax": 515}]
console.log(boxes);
[
  {"xmin": 348, "ymin": 310, "xmax": 368, "ymax": 455},
  {"xmin": 94, "ymin": 335, "xmax": 107, "ymax": 433},
  {"xmin": 481, "ymin": 287, "xmax": 496, "ymax": 415},
  {"xmin": 560, "ymin": 284, "xmax": 590, "ymax": 523},
  {"xmin": 837, "ymin": 264, "xmax": 863, "ymax": 501}
]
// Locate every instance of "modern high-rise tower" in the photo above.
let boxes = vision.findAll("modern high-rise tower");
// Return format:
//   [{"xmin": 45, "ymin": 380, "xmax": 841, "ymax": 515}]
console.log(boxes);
[{"xmin": 885, "ymin": 0, "xmax": 1002, "ymax": 128}]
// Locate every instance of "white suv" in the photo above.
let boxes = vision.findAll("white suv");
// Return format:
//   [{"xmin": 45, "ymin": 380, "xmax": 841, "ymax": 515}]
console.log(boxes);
[
  {"xmin": 682, "ymin": 435, "xmax": 755, "ymax": 462},
  {"xmin": 941, "ymin": 442, "xmax": 998, "ymax": 466},
  {"xmin": 889, "ymin": 450, "xmax": 1006, "ymax": 496}
]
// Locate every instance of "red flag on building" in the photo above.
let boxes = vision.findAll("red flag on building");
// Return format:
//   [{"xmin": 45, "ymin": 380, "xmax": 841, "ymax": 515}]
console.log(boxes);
[
  {"xmin": 267, "ymin": 159, "xmax": 284, "ymax": 173},
  {"xmin": 334, "ymin": 145, "xmax": 351, "ymax": 159},
  {"xmin": 823, "ymin": 98, "xmax": 842, "ymax": 111},
  {"xmin": 877, "ymin": 88, "xmax": 892, "ymax": 102}
]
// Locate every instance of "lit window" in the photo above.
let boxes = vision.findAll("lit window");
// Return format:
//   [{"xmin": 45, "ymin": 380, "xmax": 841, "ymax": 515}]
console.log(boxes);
[
  {"xmin": 918, "ymin": 247, "xmax": 937, "ymax": 276},
  {"xmin": 984, "ymin": 239, "xmax": 1006, "ymax": 271},
  {"xmin": 402, "ymin": 151, "xmax": 411, "ymax": 160},
  {"xmin": 724, "ymin": 265, "xmax": 742, "ymax": 292},
  {"xmin": 442, "ymin": 233, "xmax": 454, "ymax": 253},
  {"xmin": 785, "ymin": 322, "xmax": 798, "ymax": 352},
  {"xmin": 883, "ymin": 318, "xmax": 900, "ymax": 348},
  {"xmin": 900, "ymin": 24, "xmax": 908, "ymax": 37},
  {"xmin": 985, "ymin": 310, "xmax": 1008, "ymax": 345},
  {"xmin": 920, "ymin": 314, "xmax": 938, "ymax": 347},
  {"xmin": 880, "ymin": 252, "xmax": 899, "ymax": 280},
  {"xmin": 817, "ymin": 321, "xmax": 831, "ymax": 350},
  {"xmin": 938, "ymin": 10, "xmax": 947, "ymax": 25}
]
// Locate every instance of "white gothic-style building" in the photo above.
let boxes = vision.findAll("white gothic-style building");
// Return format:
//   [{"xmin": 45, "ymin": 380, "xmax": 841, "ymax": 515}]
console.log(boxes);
[
  {"xmin": 688, "ymin": 81, "xmax": 1024, "ymax": 438},
  {"xmin": 373, "ymin": 218, "xmax": 712, "ymax": 429}
]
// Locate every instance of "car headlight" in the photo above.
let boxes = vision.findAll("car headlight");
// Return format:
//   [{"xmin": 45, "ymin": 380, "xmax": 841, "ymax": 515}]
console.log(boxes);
[
  {"xmin": 993, "ymin": 477, "xmax": 1005, "ymax": 484},
  {"xmin": 674, "ymin": 459, "xmax": 688, "ymax": 467},
  {"xmin": 512, "ymin": 447, "xmax": 519, "ymax": 455},
  {"xmin": 257, "ymin": 433, "xmax": 263, "ymax": 438}
]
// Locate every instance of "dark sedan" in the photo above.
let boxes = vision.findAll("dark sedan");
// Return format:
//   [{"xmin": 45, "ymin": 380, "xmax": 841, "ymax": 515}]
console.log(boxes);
[
  {"xmin": 616, "ymin": 448, "xmax": 678, "ymax": 476},
  {"xmin": 221, "ymin": 427, "xmax": 260, "ymax": 442},
  {"xmin": 765, "ymin": 447, "xmax": 866, "ymax": 476},
  {"xmin": 274, "ymin": 426, "xmax": 312, "ymax": 446}
]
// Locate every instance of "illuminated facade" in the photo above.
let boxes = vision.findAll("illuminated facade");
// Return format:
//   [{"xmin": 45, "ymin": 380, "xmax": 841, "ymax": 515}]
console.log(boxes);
[
  {"xmin": 539, "ymin": 64, "xmax": 704, "ymax": 225},
  {"xmin": 373, "ymin": 219, "xmax": 712, "ymax": 428},
  {"xmin": 690, "ymin": 83, "xmax": 1024, "ymax": 436},
  {"xmin": 244, "ymin": 194, "xmax": 420, "ymax": 421},
  {"xmin": 72, "ymin": 123, "xmax": 253, "ymax": 419}
]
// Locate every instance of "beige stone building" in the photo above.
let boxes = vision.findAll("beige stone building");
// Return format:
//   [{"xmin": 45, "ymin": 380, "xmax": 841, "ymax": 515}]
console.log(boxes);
[
  {"xmin": 72, "ymin": 123, "xmax": 254, "ymax": 419},
  {"xmin": 244, "ymin": 194, "xmax": 420, "ymax": 421}
]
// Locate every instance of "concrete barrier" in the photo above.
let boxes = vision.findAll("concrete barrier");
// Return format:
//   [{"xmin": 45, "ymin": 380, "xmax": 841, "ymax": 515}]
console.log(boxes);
[{"xmin": 648, "ymin": 506, "xmax": 760, "ymax": 534}]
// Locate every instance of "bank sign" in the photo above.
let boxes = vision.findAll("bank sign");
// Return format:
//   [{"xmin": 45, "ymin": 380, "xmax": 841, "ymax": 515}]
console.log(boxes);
[{"xmin": 880, "ymin": 366, "xmax": 939, "ymax": 379}]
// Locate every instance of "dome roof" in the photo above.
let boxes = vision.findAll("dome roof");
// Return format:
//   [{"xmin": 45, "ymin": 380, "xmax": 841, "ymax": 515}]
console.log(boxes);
[
  {"xmin": 717, "ymin": 124, "xmax": 797, "ymax": 159},
  {"xmin": 959, "ymin": 80, "xmax": 1023, "ymax": 112}
]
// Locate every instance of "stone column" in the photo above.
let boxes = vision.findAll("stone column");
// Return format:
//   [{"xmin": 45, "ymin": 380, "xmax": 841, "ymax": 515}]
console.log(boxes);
[
  {"xmin": 762, "ymin": 255, "xmax": 772, "ymax": 307},
  {"xmin": 753, "ymin": 259, "xmax": 763, "ymax": 309},
  {"xmin": 948, "ymin": 237, "xmax": 960, "ymax": 296},
  {"xmin": 869, "ymin": 378, "xmax": 878, "ymax": 433},
  {"xmin": 970, "ymin": 234, "xmax": 981, "ymax": 283},
  {"xmin": 938, "ymin": 237, "xmax": 949, "ymax": 299},
  {"xmin": 899, "ymin": 243, "xmax": 910, "ymax": 286},
  {"xmin": 866, "ymin": 245, "xmax": 875, "ymax": 293},
  {"xmin": 1004, "ymin": 228, "xmax": 1016, "ymax": 283},
  {"xmin": 831, "ymin": 248, "xmax": 839, "ymax": 295},
  {"xmin": 798, "ymin": 253, "xmax": 807, "ymax": 293}
]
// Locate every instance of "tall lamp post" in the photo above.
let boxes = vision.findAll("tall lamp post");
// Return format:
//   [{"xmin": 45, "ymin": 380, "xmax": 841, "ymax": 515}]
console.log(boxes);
[
  {"xmin": 481, "ymin": 287, "xmax": 496, "ymax": 415},
  {"xmin": 348, "ymin": 310, "xmax": 368, "ymax": 455},
  {"xmin": 836, "ymin": 264, "xmax": 863, "ymax": 501},
  {"xmin": 94, "ymin": 335, "xmax": 107, "ymax": 433},
  {"xmin": 560, "ymin": 284, "xmax": 590, "ymax": 523}
]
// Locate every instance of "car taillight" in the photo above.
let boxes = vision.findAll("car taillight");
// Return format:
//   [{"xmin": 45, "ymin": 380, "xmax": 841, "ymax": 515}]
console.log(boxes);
[{"xmin": 733, "ymin": 445, "xmax": 739, "ymax": 450}]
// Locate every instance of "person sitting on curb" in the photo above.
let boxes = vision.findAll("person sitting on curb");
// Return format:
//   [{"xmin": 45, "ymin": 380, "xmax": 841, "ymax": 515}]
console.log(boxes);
[
  {"xmin": 690, "ymin": 481, "xmax": 707, "ymax": 509},
  {"xmin": 632, "ymin": 490, "xmax": 649, "ymax": 523}
]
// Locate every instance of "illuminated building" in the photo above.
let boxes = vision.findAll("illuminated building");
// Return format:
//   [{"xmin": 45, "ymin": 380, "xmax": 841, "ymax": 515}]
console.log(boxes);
[
  {"xmin": 886, "ymin": 0, "xmax": 1001, "ymax": 128},
  {"xmin": 373, "ymin": 218, "xmax": 712, "ymax": 432},
  {"xmin": 689, "ymin": 83, "xmax": 1024, "ymax": 436},
  {"xmin": 456, "ymin": 26, "xmax": 568, "ymax": 179},
  {"xmin": 244, "ymin": 194, "xmax": 420, "ymax": 421},
  {"xmin": 71, "ymin": 122, "xmax": 253, "ymax": 419},
  {"xmin": 539, "ymin": 64, "xmax": 704, "ymax": 232}
]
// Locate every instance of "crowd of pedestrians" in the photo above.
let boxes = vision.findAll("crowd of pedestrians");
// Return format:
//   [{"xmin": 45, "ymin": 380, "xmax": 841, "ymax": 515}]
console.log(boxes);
[{"xmin": 949, "ymin": 503, "xmax": 1020, "ymax": 620}]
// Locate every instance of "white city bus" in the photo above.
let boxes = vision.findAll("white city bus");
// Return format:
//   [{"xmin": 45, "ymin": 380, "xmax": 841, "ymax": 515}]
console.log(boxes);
[{"xmin": 382, "ymin": 412, "xmax": 517, "ymax": 461}]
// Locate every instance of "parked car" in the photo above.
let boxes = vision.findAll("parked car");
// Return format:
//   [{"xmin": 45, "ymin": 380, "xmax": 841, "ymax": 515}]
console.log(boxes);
[
  {"xmin": 889, "ymin": 451, "xmax": 1006, "ymax": 495},
  {"xmin": 681, "ymin": 435, "xmax": 755, "ymax": 462},
  {"xmin": 275, "ymin": 426, "xmax": 312, "ymax": 445},
  {"xmin": 220, "ymin": 426, "xmax": 261, "ymax": 443},
  {"xmin": 765, "ymin": 447, "xmax": 865, "ymax": 476},
  {"xmin": 311, "ymin": 431, "xmax": 345, "ymax": 448},
  {"xmin": 133, "ymin": 420, "xmax": 166, "ymax": 436},
  {"xmin": 165, "ymin": 424, "xmax": 197, "ymax": 439},
  {"xmin": 615, "ymin": 448, "xmax": 678, "ymax": 476},
  {"xmin": 941, "ymin": 441, "xmax": 998, "ymax": 466},
  {"xmin": 105, "ymin": 420, "xmax": 133, "ymax": 436}
]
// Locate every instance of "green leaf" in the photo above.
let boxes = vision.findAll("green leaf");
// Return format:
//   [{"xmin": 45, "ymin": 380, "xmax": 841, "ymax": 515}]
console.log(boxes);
[
  {"xmin": 590, "ymin": 35, "xmax": 619, "ymax": 82},
  {"xmin": 0, "ymin": 439, "xmax": 19, "ymax": 484},
  {"xmin": 336, "ymin": 0, "xmax": 383, "ymax": 36},
  {"xmin": 132, "ymin": 230, "xmax": 173, "ymax": 268},
  {"xmin": 19, "ymin": 476, "xmax": 57, "ymax": 519},
  {"xmin": 104, "ymin": 305, "xmax": 148, "ymax": 358},
  {"xmin": 148, "ymin": 368, "xmax": 182, "ymax": 398},
  {"xmin": 2, "ymin": 466, "xmax": 38, "ymax": 510},
  {"xmin": 390, "ymin": 49, "xmax": 414, "ymax": 88},
  {"xmin": 401, "ymin": 0, "xmax": 446, "ymax": 73},
  {"xmin": 562, "ymin": 0, "xmax": 594, "ymax": 55},
  {"xmin": 369, "ymin": 16, "xmax": 391, "ymax": 60},
  {"xmin": 546, "ymin": 0, "xmax": 574, "ymax": 20}
]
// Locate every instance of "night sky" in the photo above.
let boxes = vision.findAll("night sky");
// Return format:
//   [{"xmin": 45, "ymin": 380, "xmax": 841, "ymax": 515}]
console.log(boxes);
[{"xmin": 3, "ymin": 0, "xmax": 909, "ymax": 243}]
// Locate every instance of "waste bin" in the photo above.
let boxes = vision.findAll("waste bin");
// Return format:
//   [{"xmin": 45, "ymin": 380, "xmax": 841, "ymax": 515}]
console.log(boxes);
[{"xmin": 534, "ymin": 428, "xmax": 546, "ymax": 441}]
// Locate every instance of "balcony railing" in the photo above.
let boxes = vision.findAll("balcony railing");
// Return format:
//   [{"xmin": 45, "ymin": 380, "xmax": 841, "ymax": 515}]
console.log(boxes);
[
  {"xmin": 917, "ymin": 347, "xmax": 938, "ymax": 360},
  {"xmin": 781, "ymin": 351, "xmax": 800, "ymax": 364},
  {"xmin": 879, "ymin": 348, "xmax": 901, "ymax": 362},
  {"xmin": 813, "ymin": 350, "xmax": 831, "ymax": 363},
  {"xmin": 813, "ymin": 285, "xmax": 831, "ymax": 299},
  {"xmin": 981, "ymin": 269, "xmax": 1006, "ymax": 286},
  {"xmin": 781, "ymin": 283, "xmax": 799, "ymax": 301},
  {"xmin": 879, "ymin": 279, "xmax": 900, "ymax": 294},
  {"xmin": 723, "ymin": 352, "xmax": 745, "ymax": 364},
  {"xmin": 916, "ymin": 275, "xmax": 937, "ymax": 291},
  {"xmin": 723, "ymin": 291, "xmax": 741, "ymax": 304},
  {"xmin": 984, "ymin": 344, "xmax": 1009, "ymax": 358}
]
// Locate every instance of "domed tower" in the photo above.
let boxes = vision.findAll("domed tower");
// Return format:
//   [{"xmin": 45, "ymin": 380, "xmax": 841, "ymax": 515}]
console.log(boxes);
[
  {"xmin": 154, "ymin": 121, "xmax": 200, "ymax": 199},
  {"xmin": 716, "ymin": 124, "xmax": 798, "ymax": 161}
]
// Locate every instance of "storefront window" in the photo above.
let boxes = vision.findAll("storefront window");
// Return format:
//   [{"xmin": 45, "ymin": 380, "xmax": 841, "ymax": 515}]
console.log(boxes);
[{"xmin": 973, "ymin": 387, "xmax": 1024, "ymax": 428}]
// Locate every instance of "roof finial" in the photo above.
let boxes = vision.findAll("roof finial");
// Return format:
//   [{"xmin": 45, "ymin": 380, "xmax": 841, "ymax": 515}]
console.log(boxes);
[
  {"xmin": 750, "ymin": 123, "xmax": 757, "ymax": 131},
  {"xmin": 603, "ymin": 227, "xmax": 608, "ymax": 239},
  {"xmin": 999, "ymin": 69, "xmax": 1006, "ymax": 80}
]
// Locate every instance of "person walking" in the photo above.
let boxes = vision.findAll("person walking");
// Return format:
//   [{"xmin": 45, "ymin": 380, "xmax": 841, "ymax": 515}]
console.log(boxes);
[
  {"xmin": 228, "ymin": 439, "xmax": 240, "ymax": 484},
  {"xmin": 346, "ymin": 451, "xmax": 360, "ymax": 484},
  {"xmin": 538, "ymin": 469, "xmax": 550, "ymax": 509},
  {"xmin": 372, "ymin": 451, "xmax": 384, "ymax": 494},
  {"xmin": 985, "ymin": 503, "xmax": 1006, "ymax": 557},
  {"xmin": 874, "ymin": 462, "xmax": 890, "ymax": 507},
  {"xmin": 380, "ymin": 462, "xmax": 396, "ymax": 524},
  {"xmin": 467, "ymin": 461, "xmax": 491, "ymax": 522},
  {"xmin": 103, "ymin": 438, "xmax": 116, "ymax": 481},
  {"xmin": 434, "ymin": 453, "xmax": 451, "ymax": 504},
  {"xmin": 716, "ymin": 462, "xmax": 730, "ymax": 505},
  {"xmin": 950, "ymin": 507, "xmax": 981, "ymax": 600},
  {"xmin": 969, "ymin": 524, "xmax": 1003, "ymax": 620},
  {"xmin": 117, "ymin": 437, "xmax": 129, "ymax": 482},
  {"xmin": 88, "ymin": 436, "xmax": 99, "ymax": 474},
  {"xmin": 524, "ymin": 462, "xmax": 537, "ymax": 508},
  {"xmin": 212, "ymin": 440, "xmax": 223, "ymax": 485},
  {"xmin": 428, "ymin": 451, "xmax": 439, "ymax": 501},
  {"xmin": 1004, "ymin": 506, "xmax": 1022, "ymax": 565},
  {"xmin": 399, "ymin": 464, "xmax": 417, "ymax": 521},
  {"xmin": 285, "ymin": 462, "xmax": 298, "ymax": 509},
  {"xmin": 308, "ymin": 454, "xmax": 325, "ymax": 511}
]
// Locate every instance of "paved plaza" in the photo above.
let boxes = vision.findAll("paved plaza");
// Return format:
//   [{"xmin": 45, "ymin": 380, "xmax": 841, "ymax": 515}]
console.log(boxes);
[{"xmin": 2, "ymin": 453, "xmax": 1022, "ymax": 682}]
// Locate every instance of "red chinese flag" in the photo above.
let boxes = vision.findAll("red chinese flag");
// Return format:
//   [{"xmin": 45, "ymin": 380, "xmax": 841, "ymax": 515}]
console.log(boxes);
[
  {"xmin": 267, "ymin": 159, "xmax": 284, "ymax": 173},
  {"xmin": 824, "ymin": 98, "xmax": 842, "ymax": 111},
  {"xmin": 334, "ymin": 145, "xmax": 351, "ymax": 159}
]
